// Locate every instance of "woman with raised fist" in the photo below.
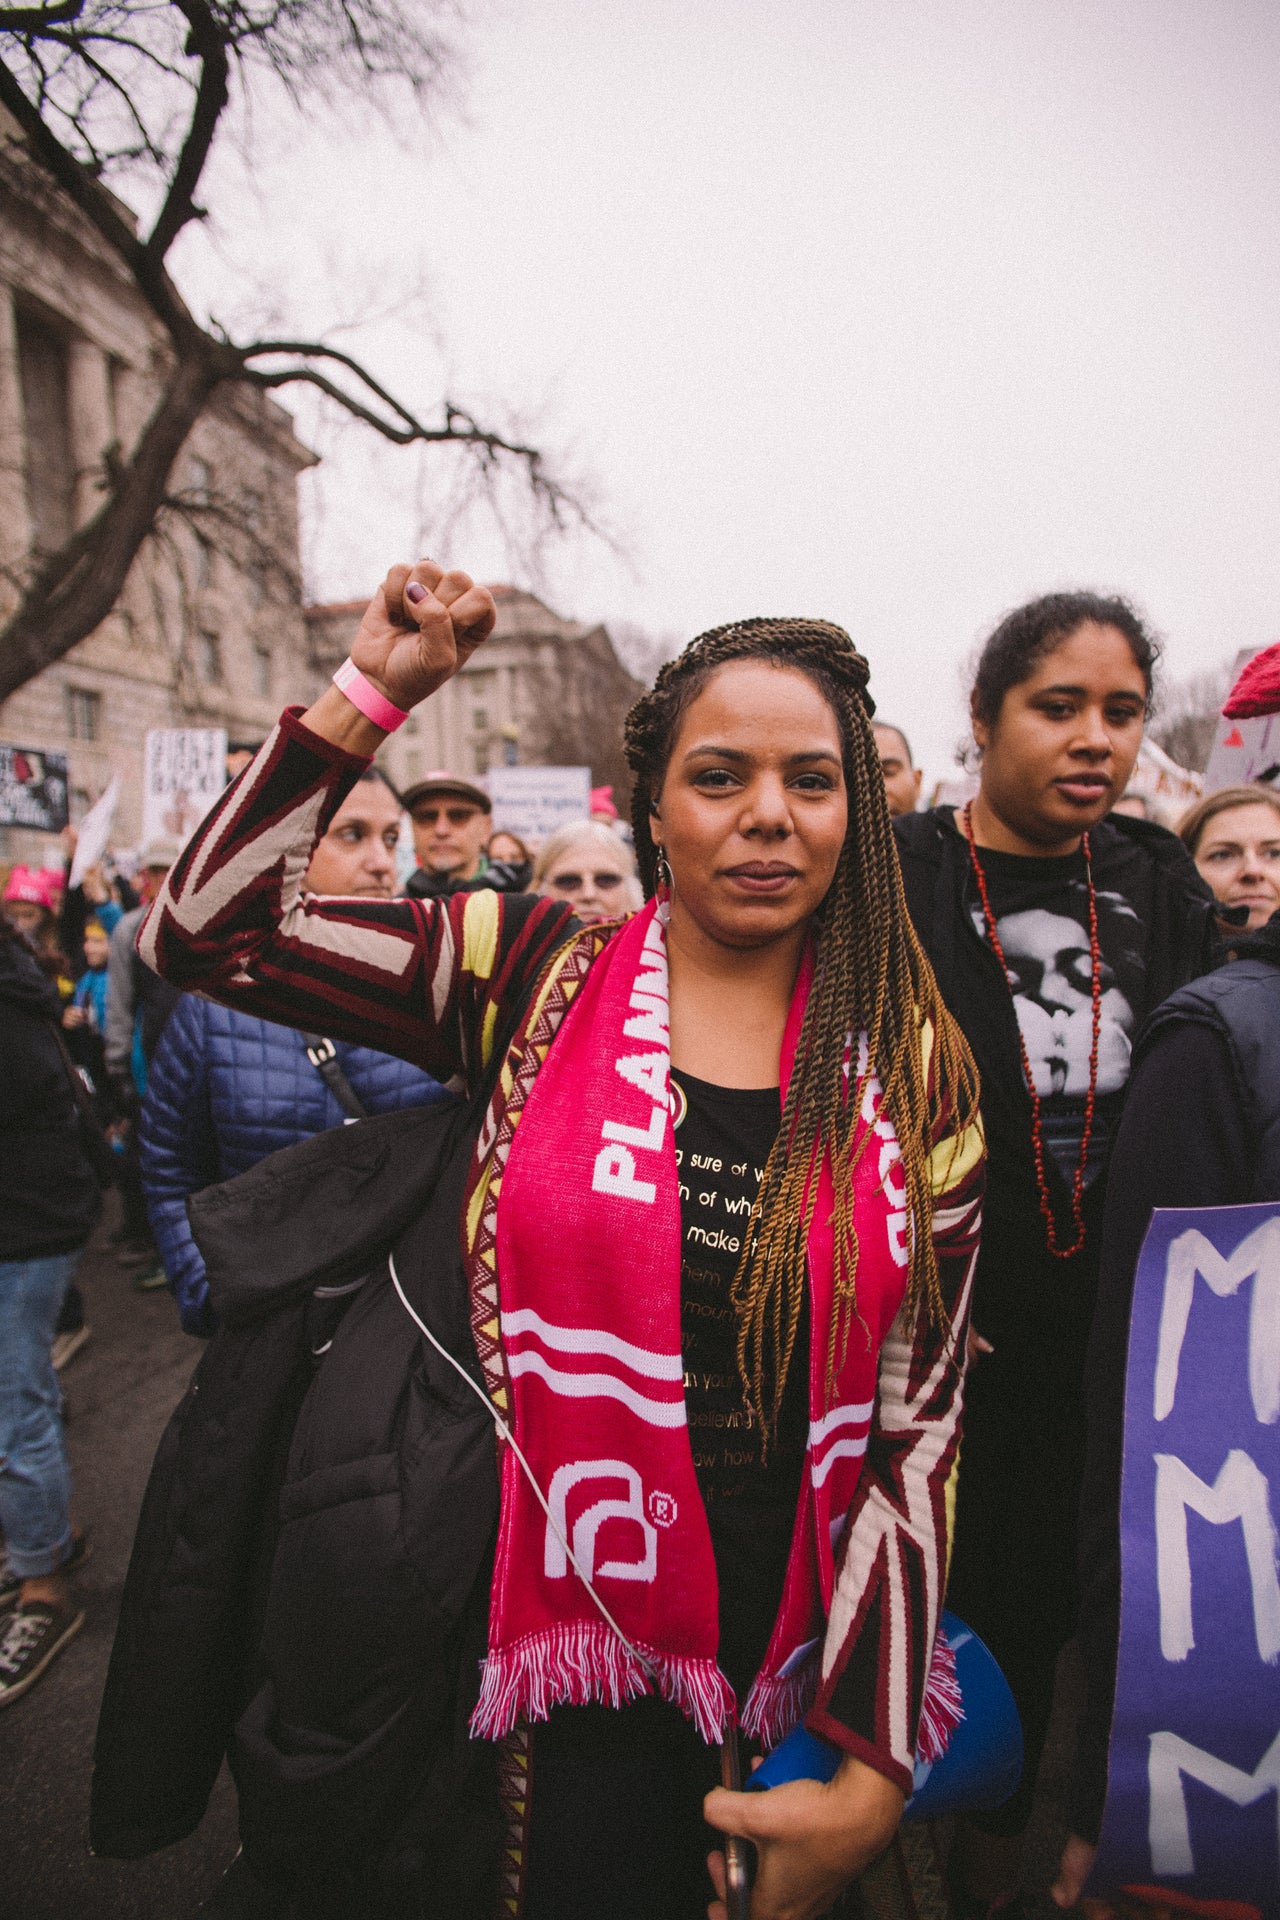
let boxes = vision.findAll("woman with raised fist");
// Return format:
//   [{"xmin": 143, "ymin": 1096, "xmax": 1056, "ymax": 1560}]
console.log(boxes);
[{"xmin": 120, "ymin": 561, "xmax": 984, "ymax": 1920}]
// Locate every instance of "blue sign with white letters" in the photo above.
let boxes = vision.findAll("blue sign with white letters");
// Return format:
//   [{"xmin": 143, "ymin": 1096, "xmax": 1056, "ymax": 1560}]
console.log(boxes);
[{"xmin": 1090, "ymin": 1204, "xmax": 1280, "ymax": 1916}]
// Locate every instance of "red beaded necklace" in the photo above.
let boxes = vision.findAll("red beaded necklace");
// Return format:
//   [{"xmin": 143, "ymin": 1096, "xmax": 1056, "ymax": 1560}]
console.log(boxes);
[{"xmin": 963, "ymin": 801, "xmax": 1102, "ymax": 1261}]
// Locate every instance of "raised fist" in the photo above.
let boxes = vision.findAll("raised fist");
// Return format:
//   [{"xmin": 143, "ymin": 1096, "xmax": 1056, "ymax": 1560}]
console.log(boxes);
[{"xmin": 348, "ymin": 561, "xmax": 497, "ymax": 713}]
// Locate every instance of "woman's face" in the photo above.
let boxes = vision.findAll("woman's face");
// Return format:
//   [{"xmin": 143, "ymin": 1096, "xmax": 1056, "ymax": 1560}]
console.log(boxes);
[
  {"xmin": 652, "ymin": 660, "xmax": 848, "ymax": 952},
  {"xmin": 974, "ymin": 621, "xmax": 1148, "ymax": 854},
  {"xmin": 1194, "ymin": 801, "xmax": 1280, "ymax": 930},
  {"xmin": 488, "ymin": 832, "xmax": 526, "ymax": 866},
  {"xmin": 539, "ymin": 839, "xmax": 634, "ymax": 922},
  {"xmin": 4, "ymin": 900, "xmax": 47, "ymax": 941}
]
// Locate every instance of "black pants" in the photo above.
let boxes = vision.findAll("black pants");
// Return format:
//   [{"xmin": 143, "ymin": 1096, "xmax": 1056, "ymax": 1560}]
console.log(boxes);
[
  {"xmin": 945, "ymin": 1352, "xmax": 1086, "ymax": 1838},
  {"xmin": 523, "ymin": 1698, "xmax": 723, "ymax": 1920}
]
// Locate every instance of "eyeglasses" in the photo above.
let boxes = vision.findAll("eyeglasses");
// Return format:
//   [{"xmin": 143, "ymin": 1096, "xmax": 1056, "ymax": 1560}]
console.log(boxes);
[
  {"xmin": 547, "ymin": 871, "xmax": 626, "ymax": 894},
  {"xmin": 412, "ymin": 805, "xmax": 483, "ymax": 827}
]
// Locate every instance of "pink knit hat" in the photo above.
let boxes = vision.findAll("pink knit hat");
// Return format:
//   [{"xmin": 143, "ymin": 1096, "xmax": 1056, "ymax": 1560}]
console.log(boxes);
[
  {"xmin": 3, "ymin": 864, "xmax": 60, "ymax": 912},
  {"xmin": 1222, "ymin": 641, "xmax": 1280, "ymax": 720}
]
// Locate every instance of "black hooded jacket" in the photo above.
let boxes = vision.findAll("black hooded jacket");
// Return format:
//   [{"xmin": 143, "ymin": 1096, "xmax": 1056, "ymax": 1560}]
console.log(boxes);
[
  {"xmin": 405, "ymin": 858, "xmax": 530, "ymax": 900},
  {"xmin": 0, "ymin": 930, "xmax": 101, "ymax": 1260},
  {"xmin": 91, "ymin": 1049, "xmax": 509, "ymax": 1916},
  {"xmin": 1071, "ymin": 907, "xmax": 1280, "ymax": 1841}
]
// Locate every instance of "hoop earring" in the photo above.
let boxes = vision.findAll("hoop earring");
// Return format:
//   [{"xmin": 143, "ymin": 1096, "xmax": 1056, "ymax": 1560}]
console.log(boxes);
[{"xmin": 653, "ymin": 850, "xmax": 674, "ymax": 925}]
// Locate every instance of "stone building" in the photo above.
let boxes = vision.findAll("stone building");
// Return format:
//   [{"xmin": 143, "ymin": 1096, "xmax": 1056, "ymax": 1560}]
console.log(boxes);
[
  {"xmin": 306, "ymin": 585, "xmax": 645, "ymax": 807},
  {"xmin": 0, "ymin": 110, "xmax": 315, "ymax": 866},
  {"xmin": 0, "ymin": 109, "xmax": 643, "ymax": 870}
]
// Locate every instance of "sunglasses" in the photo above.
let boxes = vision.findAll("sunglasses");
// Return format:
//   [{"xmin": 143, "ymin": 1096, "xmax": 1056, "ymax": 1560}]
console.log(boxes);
[
  {"xmin": 547, "ymin": 871, "xmax": 626, "ymax": 893},
  {"xmin": 412, "ymin": 804, "xmax": 483, "ymax": 826}
]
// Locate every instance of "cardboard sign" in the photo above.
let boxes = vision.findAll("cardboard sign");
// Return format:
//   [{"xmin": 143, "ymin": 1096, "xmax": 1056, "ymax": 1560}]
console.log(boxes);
[
  {"xmin": 486, "ymin": 765, "xmax": 591, "ymax": 847},
  {"xmin": 0, "ymin": 743, "xmax": 69, "ymax": 832},
  {"xmin": 69, "ymin": 776, "xmax": 120, "ymax": 888},
  {"xmin": 1090, "ymin": 1204, "xmax": 1280, "ymax": 1917},
  {"xmin": 1205, "ymin": 649, "xmax": 1280, "ymax": 794},
  {"xmin": 141, "ymin": 729, "xmax": 227, "ymax": 848}
]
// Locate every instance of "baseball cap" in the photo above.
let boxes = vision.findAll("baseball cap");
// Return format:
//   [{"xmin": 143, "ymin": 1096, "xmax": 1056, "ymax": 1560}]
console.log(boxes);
[
  {"xmin": 402, "ymin": 771, "xmax": 491, "ymax": 814},
  {"xmin": 140, "ymin": 837, "xmax": 182, "ymax": 870}
]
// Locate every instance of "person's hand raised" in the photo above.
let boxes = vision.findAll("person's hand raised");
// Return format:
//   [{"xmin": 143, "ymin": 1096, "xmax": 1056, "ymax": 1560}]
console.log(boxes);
[{"xmin": 350, "ymin": 561, "xmax": 497, "ymax": 714}]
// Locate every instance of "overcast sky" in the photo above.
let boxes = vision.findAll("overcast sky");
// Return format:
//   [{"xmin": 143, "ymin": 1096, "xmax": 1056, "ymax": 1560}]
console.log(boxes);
[{"xmin": 175, "ymin": 0, "xmax": 1280, "ymax": 785}]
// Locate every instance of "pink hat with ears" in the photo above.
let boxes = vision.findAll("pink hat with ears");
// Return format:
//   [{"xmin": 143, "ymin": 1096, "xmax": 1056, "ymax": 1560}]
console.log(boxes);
[
  {"xmin": 3, "ymin": 864, "xmax": 61, "ymax": 911},
  {"xmin": 1222, "ymin": 641, "xmax": 1280, "ymax": 720},
  {"xmin": 590, "ymin": 785, "xmax": 619, "ymax": 820}
]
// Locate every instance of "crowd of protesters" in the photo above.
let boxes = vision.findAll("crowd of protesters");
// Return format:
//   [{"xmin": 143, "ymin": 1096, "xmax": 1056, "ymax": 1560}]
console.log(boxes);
[{"xmin": 0, "ymin": 573, "xmax": 1277, "ymax": 1920}]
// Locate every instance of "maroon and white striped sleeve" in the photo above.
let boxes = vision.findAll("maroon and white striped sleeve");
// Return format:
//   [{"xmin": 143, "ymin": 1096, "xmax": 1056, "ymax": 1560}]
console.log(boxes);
[
  {"xmin": 138, "ymin": 707, "xmax": 572, "ymax": 1085},
  {"xmin": 807, "ymin": 1062, "xmax": 985, "ymax": 1795}
]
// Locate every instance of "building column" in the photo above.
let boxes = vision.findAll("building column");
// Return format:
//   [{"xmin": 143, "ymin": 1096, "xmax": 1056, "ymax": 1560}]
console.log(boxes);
[
  {"xmin": 67, "ymin": 337, "xmax": 113, "ymax": 526},
  {"xmin": 0, "ymin": 280, "xmax": 32, "ymax": 591}
]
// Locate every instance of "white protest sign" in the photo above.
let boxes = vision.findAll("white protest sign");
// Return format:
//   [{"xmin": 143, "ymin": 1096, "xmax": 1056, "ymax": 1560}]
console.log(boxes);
[
  {"xmin": 69, "ymin": 776, "xmax": 120, "ymax": 889},
  {"xmin": 487, "ymin": 765, "xmax": 591, "ymax": 847},
  {"xmin": 1204, "ymin": 647, "xmax": 1280, "ymax": 794},
  {"xmin": 142, "ymin": 729, "xmax": 227, "ymax": 848}
]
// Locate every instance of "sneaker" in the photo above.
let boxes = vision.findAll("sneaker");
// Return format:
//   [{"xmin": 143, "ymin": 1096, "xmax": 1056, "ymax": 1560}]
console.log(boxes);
[
  {"xmin": 116, "ymin": 1241, "xmax": 158, "ymax": 1269},
  {"xmin": 0, "ymin": 1532, "xmax": 92, "ymax": 1614},
  {"xmin": 51, "ymin": 1323, "xmax": 92, "ymax": 1370},
  {"xmin": 132, "ymin": 1264, "xmax": 169, "ymax": 1293},
  {"xmin": 0, "ymin": 1602, "xmax": 85, "ymax": 1707}
]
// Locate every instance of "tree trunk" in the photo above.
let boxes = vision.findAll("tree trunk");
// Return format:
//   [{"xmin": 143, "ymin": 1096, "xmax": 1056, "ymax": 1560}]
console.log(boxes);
[{"xmin": 0, "ymin": 348, "xmax": 228, "ymax": 704}]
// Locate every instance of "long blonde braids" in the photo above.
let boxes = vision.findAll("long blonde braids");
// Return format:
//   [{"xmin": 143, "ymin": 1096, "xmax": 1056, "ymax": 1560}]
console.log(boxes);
[{"xmin": 625, "ymin": 617, "xmax": 980, "ymax": 1442}]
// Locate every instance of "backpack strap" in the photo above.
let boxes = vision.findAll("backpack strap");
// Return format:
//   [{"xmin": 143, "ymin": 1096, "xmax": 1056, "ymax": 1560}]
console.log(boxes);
[{"xmin": 303, "ymin": 1035, "xmax": 369, "ymax": 1123}]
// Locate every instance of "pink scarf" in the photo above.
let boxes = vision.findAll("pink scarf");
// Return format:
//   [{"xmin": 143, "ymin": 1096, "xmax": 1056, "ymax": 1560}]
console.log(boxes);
[{"xmin": 471, "ymin": 903, "xmax": 912, "ymax": 1748}]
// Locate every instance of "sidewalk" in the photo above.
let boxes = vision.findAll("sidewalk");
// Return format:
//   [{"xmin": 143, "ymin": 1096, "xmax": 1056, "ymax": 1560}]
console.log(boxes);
[{"xmin": 0, "ymin": 1195, "xmax": 238, "ymax": 1920}]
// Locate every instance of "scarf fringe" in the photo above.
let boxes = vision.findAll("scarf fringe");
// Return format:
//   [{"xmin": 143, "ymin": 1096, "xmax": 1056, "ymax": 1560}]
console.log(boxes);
[
  {"xmin": 916, "ymin": 1627, "xmax": 963, "ymax": 1766},
  {"xmin": 470, "ymin": 1623, "xmax": 735, "ymax": 1746},
  {"xmin": 741, "ymin": 1660, "xmax": 819, "ymax": 1749}
]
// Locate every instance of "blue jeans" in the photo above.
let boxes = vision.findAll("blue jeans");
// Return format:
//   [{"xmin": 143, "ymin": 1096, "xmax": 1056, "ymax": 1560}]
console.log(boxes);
[{"xmin": 0, "ymin": 1253, "xmax": 77, "ymax": 1578}]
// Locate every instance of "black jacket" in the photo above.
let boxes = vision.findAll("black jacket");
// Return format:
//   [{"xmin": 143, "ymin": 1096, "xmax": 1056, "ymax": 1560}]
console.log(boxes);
[
  {"xmin": 405, "ymin": 858, "xmax": 530, "ymax": 900},
  {"xmin": 893, "ymin": 807, "xmax": 1220, "ymax": 1370},
  {"xmin": 1071, "ymin": 909, "xmax": 1280, "ymax": 1840},
  {"xmin": 91, "ymin": 1090, "xmax": 505, "ymax": 1914},
  {"xmin": 0, "ymin": 931, "xmax": 101, "ymax": 1260}
]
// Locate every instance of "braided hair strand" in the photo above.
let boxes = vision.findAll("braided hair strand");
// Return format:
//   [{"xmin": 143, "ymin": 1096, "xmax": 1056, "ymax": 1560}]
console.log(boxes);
[{"xmin": 624, "ymin": 617, "xmax": 980, "ymax": 1442}]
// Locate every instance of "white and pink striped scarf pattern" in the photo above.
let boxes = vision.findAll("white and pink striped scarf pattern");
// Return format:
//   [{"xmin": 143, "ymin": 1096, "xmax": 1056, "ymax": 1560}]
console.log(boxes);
[{"xmin": 471, "ymin": 902, "xmax": 910, "ymax": 1748}]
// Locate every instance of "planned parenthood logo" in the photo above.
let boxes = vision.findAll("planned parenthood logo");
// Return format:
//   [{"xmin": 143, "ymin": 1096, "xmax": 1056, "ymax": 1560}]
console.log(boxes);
[{"xmin": 1091, "ymin": 1205, "xmax": 1280, "ymax": 1916}]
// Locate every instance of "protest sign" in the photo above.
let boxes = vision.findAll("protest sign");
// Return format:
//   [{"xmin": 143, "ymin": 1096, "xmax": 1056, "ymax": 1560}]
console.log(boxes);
[
  {"xmin": 1205, "ymin": 648, "xmax": 1280, "ymax": 794},
  {"xmin": 0, "ymin": 744, "xmax": 69, "ymax": 832},
  {"xmin": 1090, "ymin": 1203, "xmax": 1280, "ymax": 1918},
  {"xmin": 487, "ymin": 765, "xmax": 591, "ymax": 846},
  {"xmin": 69, "ymin": 776, "xmax": 120, "ymax": 888},
  {"xmin": 142, "ymin": 729, "xmax": 227, "ymax": 847}
]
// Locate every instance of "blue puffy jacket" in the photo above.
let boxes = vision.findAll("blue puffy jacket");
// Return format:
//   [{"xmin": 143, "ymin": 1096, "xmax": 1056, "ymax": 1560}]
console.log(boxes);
[{"xmin": 140, "ymin": 996, "xmax": 457, "ymax": 1334}]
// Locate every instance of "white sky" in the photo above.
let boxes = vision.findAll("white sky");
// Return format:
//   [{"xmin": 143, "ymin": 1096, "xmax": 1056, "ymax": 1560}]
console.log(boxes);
[{"xmin": 173, "ymin": 0, "xmax": 1280, "ymax": 787}]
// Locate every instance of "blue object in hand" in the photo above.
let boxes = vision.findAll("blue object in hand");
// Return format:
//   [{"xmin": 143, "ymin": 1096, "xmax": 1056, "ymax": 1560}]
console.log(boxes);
[{"xmin": 745, "ymin": 1611, "xmax": 1022, "ymax": 1821}]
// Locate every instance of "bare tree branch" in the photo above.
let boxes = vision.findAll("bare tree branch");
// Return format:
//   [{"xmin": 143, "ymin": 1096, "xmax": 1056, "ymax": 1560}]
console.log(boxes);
[
  {"xmin": 0, "ymin": 0, "xmax": 596, "ymax": 705},
  {"xmin": 141, "ymin": 0, "xmax": 227, "ymax": 266},
  {"xmin": 0, "ymin": 1, "xmax": 84, "ymax": 30}
]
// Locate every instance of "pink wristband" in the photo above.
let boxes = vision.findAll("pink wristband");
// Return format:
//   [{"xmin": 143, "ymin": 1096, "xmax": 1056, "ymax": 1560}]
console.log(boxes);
[{"xmin": 332, "ymin": 658, "xmax": 409, "ymax": 733}]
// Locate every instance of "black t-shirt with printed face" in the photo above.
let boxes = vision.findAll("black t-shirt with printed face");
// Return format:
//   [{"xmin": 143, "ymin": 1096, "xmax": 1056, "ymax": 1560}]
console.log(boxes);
[
  {"xmin": 969, "ymin": 843, "xmax": 1150, "ymax": 1191},
  {"xmin": 671, "ymin": 1068, "xmax": 808, "ymax": 1695}
]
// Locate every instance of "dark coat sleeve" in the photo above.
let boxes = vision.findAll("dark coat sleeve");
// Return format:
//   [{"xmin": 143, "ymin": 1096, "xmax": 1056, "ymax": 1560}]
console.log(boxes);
[{"xmin": 1071, "ymin": 1016, "xmax": 1252, "ymax": 1840}]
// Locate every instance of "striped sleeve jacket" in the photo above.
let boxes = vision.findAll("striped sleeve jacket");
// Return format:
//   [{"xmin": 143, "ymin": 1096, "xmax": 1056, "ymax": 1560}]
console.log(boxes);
[{"xmin": 140, "ymin": 706, "xmax": 983, "ymax": 1794}]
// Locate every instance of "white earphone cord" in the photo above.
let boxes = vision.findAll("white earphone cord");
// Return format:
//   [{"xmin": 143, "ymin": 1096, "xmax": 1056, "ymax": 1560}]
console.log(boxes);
[{"xmin": 386, "ymin": 1252, "xmax": 657, "ymax": 1681}]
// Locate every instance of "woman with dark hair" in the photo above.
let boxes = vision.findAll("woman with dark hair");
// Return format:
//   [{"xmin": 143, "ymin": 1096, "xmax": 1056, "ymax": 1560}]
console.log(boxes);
[
  {"xmin": 892, "ymin": 592, "xmax": 1220, "ymax": 1915},
  {"xmin": 130, "ymin": 560, "xmax": 984, "ymax": 1920}
]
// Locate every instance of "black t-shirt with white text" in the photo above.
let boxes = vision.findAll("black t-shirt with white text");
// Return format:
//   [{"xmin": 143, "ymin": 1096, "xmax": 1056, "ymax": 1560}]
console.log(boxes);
[{"xmin": 671, "ymin": 1068, "xmax": 807, "ymax": 1695}]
